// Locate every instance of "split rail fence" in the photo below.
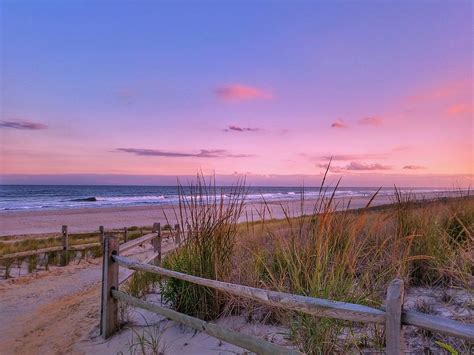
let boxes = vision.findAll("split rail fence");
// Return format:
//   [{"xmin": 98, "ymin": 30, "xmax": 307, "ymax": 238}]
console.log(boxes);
[
  {"xmin": 100, "ymin": 234, "xmax": 474, "ymax": 355},
  {"xmin": 0, "ymin": 223, "xmax": 181, "ymax": 275}
]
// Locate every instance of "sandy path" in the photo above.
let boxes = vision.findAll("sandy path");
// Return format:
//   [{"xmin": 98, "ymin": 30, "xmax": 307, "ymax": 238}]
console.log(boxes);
[
  {"xmin": 0, "ymin": 259, "xmax": 103, "ymax": 354},
  {"xmin": 0, "ymin": 239, "xmax": 175, "ymax": 355}
]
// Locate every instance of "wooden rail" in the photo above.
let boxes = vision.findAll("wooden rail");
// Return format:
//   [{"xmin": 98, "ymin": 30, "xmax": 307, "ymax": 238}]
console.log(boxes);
[
  {"xmin": 0, "ymin": 246, "xmax": 63, "ymax": 260},
  {"xmin": 0, "ymin": 223, "xmax": 172, "ymax": 261},
  {"xmin": 100, "ymin": 235, "xmax": 474, "ymax": 353},
  {"xmin": 112, "ymin": 289, "xmax": 301, "ymax": 355},
  {"xmin": 0, "ymin": 224, "xmax": 176, "ymax": 278},
  {"xmin": 119, "ymin": 232, "xmax": 157, "ymax": 253},
  {"xmin": 113, "ymin": 254, "xmax": 385, "ymax": 324}
]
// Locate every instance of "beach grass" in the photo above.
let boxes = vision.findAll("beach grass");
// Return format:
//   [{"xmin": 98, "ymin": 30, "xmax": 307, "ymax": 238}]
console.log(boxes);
[
  {"xmin": 0, "ymin": 228, "xmax": 153, "ymax": 257},
  {"xmin": 160, "ymin": 174, "xmax": 246, "ymax": 320},
  {"xmin": 156, "ymin": 174, "xmax": 473, "ymax": 353}
]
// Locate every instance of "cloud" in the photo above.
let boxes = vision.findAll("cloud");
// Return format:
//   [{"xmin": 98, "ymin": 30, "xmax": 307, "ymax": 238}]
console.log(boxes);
[
  {"xmin": 407, "ymin": 79, "xmax": 469, "ymax": 104},
  {"xmin": 392, "ymin": 145, "xmax": 412, "ymax": 152},
  {"xmin": 215, "ymin": 84, "xmax": 272, "ymax": 101},
  {"xmin": 403, "ymin": 165, "xmax": 426, "ymax": 170},
  {"xmin": 116, "ymin": 148, "xmax": 253, "ymax": 158},
  {"xmin": 223, "ymin": 125, "xmax": 261, "ymax": 132},
  {"xmin": 0, "ymin": 119, "xmax": 47, "ymax": 130},
  {"xmin": 331, "ymin": 119, "xmax": 347, "ymax": 129},
  {"xmin": 358, "ymin": 116, "xmax": 383, "ymax": 126},
  {"xmin": 317, "ymin": 161, "xmax": 392, "ymax": 173},
  {"xmin": 317, "ymin": 153, "xmax": 389, "ymax": 161},
  {"xmin": 447, "ymin": 103, "xmax": 473, "ymax": 116},
  {"xmin": 345, "ymin": 162, "xmax": 391, "ymax": 171}
]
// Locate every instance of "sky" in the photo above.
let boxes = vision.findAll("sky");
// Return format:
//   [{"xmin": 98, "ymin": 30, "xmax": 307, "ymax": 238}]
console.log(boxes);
[{"xmin": 0, "ymin": 0, "xmax": 472, "ymax": 187}]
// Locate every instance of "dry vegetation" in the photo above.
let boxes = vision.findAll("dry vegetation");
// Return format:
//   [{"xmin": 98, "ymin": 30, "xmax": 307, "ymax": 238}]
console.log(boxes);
[{"xmin": 150, "ymin": 174, "xmax": 473, "ymax": 354}]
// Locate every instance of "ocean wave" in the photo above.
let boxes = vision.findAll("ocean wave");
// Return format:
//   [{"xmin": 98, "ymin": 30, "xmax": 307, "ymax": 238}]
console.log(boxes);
[
  {"xmin": 70, "ymin": 197, "xmax": 98, "ymax": 202},
  {"xmin": 95, "ymin": 195, "xmax": 167, "ymax": 202},
  {"xmin": 0, "ymin": 187, "xmax": 464, "ymax": 213}
]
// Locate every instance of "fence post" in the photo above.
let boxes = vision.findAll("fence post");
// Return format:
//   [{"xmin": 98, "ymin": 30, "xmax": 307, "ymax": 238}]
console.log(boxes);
[
  {"xmin": 174, "ymin": 224, "xmax": 181, "ymax": 245},
  {"xmin": 123, "ymin": 227, "xmax": 128, "ymax": 243},
  {"xmin": 385, "ymin": 278, "xmax": 405, "ymax": 355},
  {"xmin": 100, "ymin": 235, "xmax": 119, "ymax": 339},
  {"xmin": 152, "ymin": 223, "xmax": 161, "ymax": 265},
  {"xmin": 99, "ymin": 226, "xmax": 104, "ymax": 245},
  {"xmin": 60, "ymin": 225, "xmax": 69, "ymax": 266}
]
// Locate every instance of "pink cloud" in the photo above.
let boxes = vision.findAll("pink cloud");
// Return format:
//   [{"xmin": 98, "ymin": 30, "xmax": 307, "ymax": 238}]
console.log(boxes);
[
  {"xmin": 317, "ymin": 161, "xmax": 392, "ymax": 172},
  {"xmin": 331, "ymin": 119, "xmax": 347, "ymax": 129},
  {"xmin": 320, "ymin": 153, "xmax": 388, "ymax": 161},
  {"xmin": 117, "ymin": 148, "xmax": 253, "ymax": 158},
  {"xmin": 0, "ymin": 119, "xmax": 47, "ymax": 130},
  {"xmin": 392, "ymin": 145, "xmax": 412, "ymax": 152},
  {"xmin": 223, "ymin": 125, "xmax": 261, "ymax": 132},
  {"xmin": 344, "ymin": 162, "xmax": 391, "ymax": 171},
  {"xmin": 215, "ymin": 84, "xmax": 272, "ymax": 101},
  {"xmin": 403, "ymin": 165, "xmax": 426, "ymax": 170},
  {"xmin": 447, "ymin": 103, "xmax": 473, "ymax": 116},
  {"xmin": 407, "ymin": 79, "xmax": 469, "ymax": 104},
  {"xmin": 358, "ymin": 116, "xmax": 383, "ymax": 127}
]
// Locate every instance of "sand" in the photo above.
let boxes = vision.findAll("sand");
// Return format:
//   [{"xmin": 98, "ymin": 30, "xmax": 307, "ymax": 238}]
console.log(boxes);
[
  {"xmin": 1, "ymin": 239, "xmax": 470, "ymax": 354},
  {"xmin": 0, "ymin": 192, "xmax": 471, "ymax": 354},
  {"xmin": 0, "ymin": 191, "xmax": 461, "ymax": 236},
  {"xmin": 0, "ymin": 234, "xmax": 290, "ymax": 355}
]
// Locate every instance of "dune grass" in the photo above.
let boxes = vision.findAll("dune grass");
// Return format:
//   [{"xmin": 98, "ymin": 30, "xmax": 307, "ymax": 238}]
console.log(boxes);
[
  {"xmin": 156, "ymin": 173, "xmax": 472, "ymax": 353},
  {"xmin": 0, "ymin": 227, "xmax": 153, "ymax": 257},
  {"xmin": 160, "ymin": 174, "xmax": 246, "ymax": 320}
]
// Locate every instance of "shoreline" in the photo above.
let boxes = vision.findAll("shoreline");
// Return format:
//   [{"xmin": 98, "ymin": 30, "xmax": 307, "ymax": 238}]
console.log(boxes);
[{"xmin": 0, "ymin": 191, "xmax": 468, "ymax": 236}]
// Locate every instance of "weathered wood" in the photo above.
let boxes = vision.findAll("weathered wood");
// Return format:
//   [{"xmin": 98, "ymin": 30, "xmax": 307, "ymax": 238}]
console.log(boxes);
[
  {"xmin": 152, "ymin": 223, "xmax": 161, "ymax": 265},
  {"xmin": 112, "ymin": 289, "xmax": 301, "ymax": 355},
  {"xmin": 68, "ymin": 242, "xmax": 101, "ymax": 251},
  {"xmin": 59, "ymin": 225, "xmax": 69, "ymax": 266},
  {"xmin": 119, "ymin": 252, "xmax": 160, "ymax": 285},
  {"xmin": 385, "ymin": 279, "xmax": 404, "ymax": 355},
  {"xmin": 0, "ymin": 246, "xmax": 63, "ymax": 260},
  {"xmin": 100, "ymin": 236, "xmax": 119, "ymax": 338},
  {"xmin": 99, "ymin": 226, "xmax": 105, "ymax": 244},
  {"xmin": 402, "ymin": 310, "xmax": 474, "ymax": 341},
  {"xmin": 123, "ymin": 227, "xmax": 128, "ymax": 243},
  {"xmin": 174, "ymin": 224, "xmax": 181, "ymax": 245},
  {"xmin": 112, "ymin": 255, "xmax": 386, "ymax": 324},
  {"xmin": 119, "ymin": 232, "xmax": 158, "ymax": 253}
]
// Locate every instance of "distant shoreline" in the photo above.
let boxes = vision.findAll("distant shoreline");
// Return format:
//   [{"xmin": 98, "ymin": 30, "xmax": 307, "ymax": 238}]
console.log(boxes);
[
  {"xmin": 0, "ymin": 191, "xmax": 469, "ymax": 236},
  {"xmin": 1, "ymin": 185, "xmax": 467, "ymax": 213}
]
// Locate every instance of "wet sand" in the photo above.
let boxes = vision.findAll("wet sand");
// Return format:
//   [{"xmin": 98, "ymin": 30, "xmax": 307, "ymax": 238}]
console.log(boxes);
[{"xmin": 0, "ymin": 191, "xmax": 464, "ymax": 236}]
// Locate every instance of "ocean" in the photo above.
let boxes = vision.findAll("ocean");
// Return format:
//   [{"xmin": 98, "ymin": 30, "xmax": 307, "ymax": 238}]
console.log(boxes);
[{"xmin": 0, "ymin": 185, "xmax": 450, "ymax": 212}]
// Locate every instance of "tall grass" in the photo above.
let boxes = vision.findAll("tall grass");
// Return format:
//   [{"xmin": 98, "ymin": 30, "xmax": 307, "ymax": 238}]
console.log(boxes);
[
  {"xmin": 160, "ymin": 174, "xmax": 246, "ymax": 320},
  {"xmin": 237, "ymin": 189, "xmax": 473, "ymax": 353},
  {"xmin": 135, "ymin": 172, "xmax": 472, "ymax": 353}
]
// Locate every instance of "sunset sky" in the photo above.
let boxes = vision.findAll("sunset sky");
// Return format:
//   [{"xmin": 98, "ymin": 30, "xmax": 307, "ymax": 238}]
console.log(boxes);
[{"xmin": 1, "ymin": 1, "xmax": 472, "ymax": 187}]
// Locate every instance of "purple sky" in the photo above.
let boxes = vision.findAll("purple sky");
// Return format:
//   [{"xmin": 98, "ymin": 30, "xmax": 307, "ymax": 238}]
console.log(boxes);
[{"xmin": 1, "ymin": 1, "xmax": 472, "ymax": 187}]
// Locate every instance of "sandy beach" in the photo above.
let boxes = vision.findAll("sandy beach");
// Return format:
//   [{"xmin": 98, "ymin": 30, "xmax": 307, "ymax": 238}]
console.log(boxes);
[{"xmin": 0, "ymin": 191, "xmax": 464, "ymax": 236}]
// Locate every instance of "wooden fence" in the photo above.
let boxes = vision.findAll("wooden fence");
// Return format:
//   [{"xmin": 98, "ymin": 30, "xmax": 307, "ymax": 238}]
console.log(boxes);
[
  {"xmin": 0, "ymin": 224, "xmax": 181, "ymax": 278},
  {"xmin": 100, "ymin": 235, "xmax": 474, "ymax": 355}
]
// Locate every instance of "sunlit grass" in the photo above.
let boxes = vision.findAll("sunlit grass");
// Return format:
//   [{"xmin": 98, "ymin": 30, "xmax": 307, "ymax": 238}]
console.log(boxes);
[{"xmin": 158, "ymin": 172, "xmax": 472, "ymax": 353}]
